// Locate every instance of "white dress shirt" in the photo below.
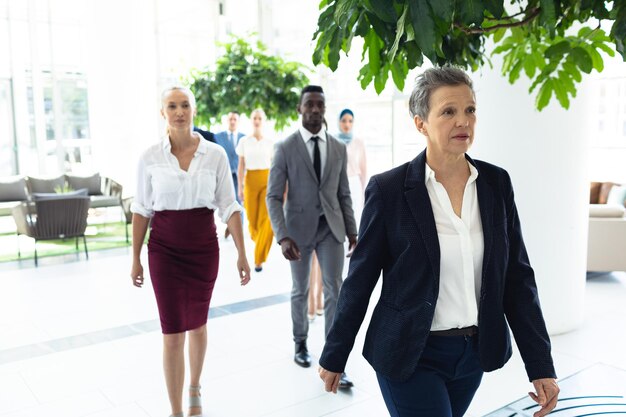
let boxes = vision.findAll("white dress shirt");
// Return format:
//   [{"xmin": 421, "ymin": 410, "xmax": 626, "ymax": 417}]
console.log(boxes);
[
  {"xmin": 425, "ymin": 162, "xmax": 484, "ymax": 331},
  {"xmin": 235, "ymin": 135, "xmax": 274, "ymax": 170},
  {"xmin": 130, "ymin": 134, "xmax": 242, "ymax": 223},
  {"xmin": 299, "ymin": 126, "xmax": 327, "ymax": 178}
]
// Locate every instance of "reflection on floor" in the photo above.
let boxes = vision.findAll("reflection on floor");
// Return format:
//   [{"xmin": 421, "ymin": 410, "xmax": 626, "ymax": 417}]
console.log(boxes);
[
  {"xmin": 0, "ymin": 233, "xmax": 625, "ymax": 417},
  {"xmin": 487, "ymin": 363, "xmax": 626, "ymax": 416}
]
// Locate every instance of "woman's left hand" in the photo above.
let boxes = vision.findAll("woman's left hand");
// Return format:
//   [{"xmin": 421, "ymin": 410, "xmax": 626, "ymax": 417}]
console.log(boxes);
[
  {"xmin": 529, "ymin": 378, "xmax": 559, "ymax": 417},
  {"xmin": 237, "ymin": 255, "xmax": 251, "ymax": 286},
  {"xmin": 318, "ymin": 366, "xmax": 341, "ymax": 394}
]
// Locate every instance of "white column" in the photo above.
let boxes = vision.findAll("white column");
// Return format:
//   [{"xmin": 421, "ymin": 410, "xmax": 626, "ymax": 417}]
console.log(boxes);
[{"xmin": 470, "ymin": 66, "xmax": 589, "ymax": 334}]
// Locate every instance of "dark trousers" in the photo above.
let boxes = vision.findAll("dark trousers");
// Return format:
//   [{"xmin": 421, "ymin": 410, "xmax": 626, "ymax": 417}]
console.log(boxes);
[{"xmin": 376, "ymin": 334, "xmax": 483, "ymax": 417}]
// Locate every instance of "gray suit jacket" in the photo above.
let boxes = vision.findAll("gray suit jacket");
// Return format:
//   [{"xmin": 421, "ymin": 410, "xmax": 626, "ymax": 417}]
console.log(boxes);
[{"xmin": 266, "ymin": 130, "xmax": 357, "ymax": 247}]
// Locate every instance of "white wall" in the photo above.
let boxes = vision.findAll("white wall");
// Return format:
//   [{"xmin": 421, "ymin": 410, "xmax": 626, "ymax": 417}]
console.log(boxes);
[{"xmin": 470, "ymin": 63, "xmax": 590, "ymax": 334}]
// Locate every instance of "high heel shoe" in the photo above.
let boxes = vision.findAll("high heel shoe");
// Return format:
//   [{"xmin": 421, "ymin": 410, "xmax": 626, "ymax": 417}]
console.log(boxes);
[
  {"xmin": 169, "ymin": 413, "xmax": 183, "ymax": 417},
  {"xmin": 189, "ymin": 385, "xmax": 202, "ymax": 417}
]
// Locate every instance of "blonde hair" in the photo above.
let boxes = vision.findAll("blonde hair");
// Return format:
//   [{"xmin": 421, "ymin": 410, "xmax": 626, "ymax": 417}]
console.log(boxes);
[
  {"xmin": 250, "ymin": 108, "xmax": 266, "ymax": 119},
  {"xmin": 161, "ymin": 86, "xmax": 197, "ymax": 109}
]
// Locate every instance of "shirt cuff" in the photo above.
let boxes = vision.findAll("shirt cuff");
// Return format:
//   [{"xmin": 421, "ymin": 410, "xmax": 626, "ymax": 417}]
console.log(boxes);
[
  {"xmin": 219, "ymin": 200, "xmax": 243, "ymax": 223},
  {"xmin": 130, "ymin": 201, "xmax": 154, "ymax": 218}
]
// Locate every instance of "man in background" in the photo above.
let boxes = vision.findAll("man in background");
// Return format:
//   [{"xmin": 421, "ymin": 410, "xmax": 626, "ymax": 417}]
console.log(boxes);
[{"xmin": 215, "ymin": 111, "xmax": 246, "ymax": 237}]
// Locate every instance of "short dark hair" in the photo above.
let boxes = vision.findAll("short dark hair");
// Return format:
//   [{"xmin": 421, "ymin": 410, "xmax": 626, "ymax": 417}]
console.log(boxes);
[
  {"xmin": 228, "ymin": 111, "xmax": 240, "ymax": 116},
  {"xmin": 300, "ymin": 85, "xmax": 324, "ymax": 103}
]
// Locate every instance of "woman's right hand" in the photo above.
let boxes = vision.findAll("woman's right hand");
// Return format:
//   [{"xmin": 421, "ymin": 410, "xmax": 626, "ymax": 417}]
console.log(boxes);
[
  {"xmin": 238, "ymin": 188, "xmax": 244, "ymax": 202},
  {"xmin": 130, "ymin": 262, "xmax": 144, "ymax": 288}
]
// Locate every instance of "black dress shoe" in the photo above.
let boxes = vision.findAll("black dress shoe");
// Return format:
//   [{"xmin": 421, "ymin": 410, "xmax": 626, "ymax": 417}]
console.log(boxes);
[
  {"xmin": 338, "ymin": 372, "xmax": 354, "ymax": 389},
  {"xmin": 294, "ymin": 341, "xmax": 312, "ymax": 368}
]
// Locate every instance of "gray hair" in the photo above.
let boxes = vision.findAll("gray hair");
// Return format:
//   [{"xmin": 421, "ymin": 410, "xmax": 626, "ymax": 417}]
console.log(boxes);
[
  {"xmin": 408, "ymin": 67, "xmax": 474, "ymax": 120},
  {"xmin": 161, "ymin": 86, "xmax": 197, "ymax": 109}
]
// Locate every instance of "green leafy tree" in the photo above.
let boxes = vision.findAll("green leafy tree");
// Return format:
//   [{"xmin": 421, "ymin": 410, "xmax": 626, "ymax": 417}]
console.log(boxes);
[
  {"xmin": 312, "ymin": 0, "xmax": 626, "ymax": 110},
  {"xmin": 190, "ymin": 36, "xmax": 310, "ymax": 130}
]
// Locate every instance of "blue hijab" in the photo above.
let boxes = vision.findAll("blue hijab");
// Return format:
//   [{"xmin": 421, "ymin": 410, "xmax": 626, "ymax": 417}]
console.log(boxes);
[{"xmin": 337, "ymin": 108, "xmax": 354, "ymax": 145}]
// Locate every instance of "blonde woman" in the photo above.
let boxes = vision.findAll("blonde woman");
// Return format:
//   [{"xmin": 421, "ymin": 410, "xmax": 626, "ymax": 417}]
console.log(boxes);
[
  {"xmin": 130, "ymin": 86, "xmax": 250, "ymax": 417},
  {"xmin": 236, "ymin": 108, "xmax": 275, "ymax": 271}
]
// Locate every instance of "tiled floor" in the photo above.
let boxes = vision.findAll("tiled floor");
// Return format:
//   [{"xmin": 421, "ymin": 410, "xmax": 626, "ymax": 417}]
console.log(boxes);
[{"xmin": 0, "ymin": 227, "xmax": 625, "ymax": 417}]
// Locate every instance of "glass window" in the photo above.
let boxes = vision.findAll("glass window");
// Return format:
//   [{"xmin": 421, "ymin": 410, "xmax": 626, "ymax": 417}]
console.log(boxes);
[{"xmin": 0, "ymin": 79, "xmax": 16, "ymax": 175}]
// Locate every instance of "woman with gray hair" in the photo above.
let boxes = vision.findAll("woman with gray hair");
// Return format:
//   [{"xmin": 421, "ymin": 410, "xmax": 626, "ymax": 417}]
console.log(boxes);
[{"xmin": 318, "ymin": 67, "xmax": 559, "ymax": 417}]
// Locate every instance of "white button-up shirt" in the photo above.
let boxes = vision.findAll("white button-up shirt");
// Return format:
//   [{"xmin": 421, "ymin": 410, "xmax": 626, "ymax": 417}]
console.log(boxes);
[
  {"xmin": 130, "ymin": 135, "xmax": 242, "ymax": 223},
  {"xmin": 299, "ymin": 126, "xmax": 327, "ymax": 178},
  {"xmin": 235, "ymin": 135, "xmax": 275, "ymax": 170},
  {"xmin": 425, "ymin": 162, "xmax": 484, "ymax": 331}
]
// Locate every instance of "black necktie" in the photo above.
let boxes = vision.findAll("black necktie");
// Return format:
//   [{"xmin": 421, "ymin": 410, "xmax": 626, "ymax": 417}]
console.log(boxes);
[{"xmin": 311, "ymin": 136, "xmax": 321, "ymax": 182}]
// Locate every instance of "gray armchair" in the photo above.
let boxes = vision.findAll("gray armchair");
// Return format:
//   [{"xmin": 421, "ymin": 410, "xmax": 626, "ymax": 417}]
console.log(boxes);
[{"xmin": 12, "ymin": 196, "xmax": 91, "ymax": 266}]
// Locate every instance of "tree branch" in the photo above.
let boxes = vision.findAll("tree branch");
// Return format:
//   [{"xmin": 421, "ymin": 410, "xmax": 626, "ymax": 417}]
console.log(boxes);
[{"xmin": 456, "ymin": 7, "xmax": 541, "ymax": 34}]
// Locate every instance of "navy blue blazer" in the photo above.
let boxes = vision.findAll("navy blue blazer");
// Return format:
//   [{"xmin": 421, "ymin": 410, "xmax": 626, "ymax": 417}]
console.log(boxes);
[
  {"xmin": 194, "ymin": 126, "xmax": 215, "ymax": 143},
  {"xmin": 214, "ymin": 130, "xmax": 245, "ymax": 174},
  {"xmin": 319, "ymin": 150, "xmax": 556, "ymax": 382}
]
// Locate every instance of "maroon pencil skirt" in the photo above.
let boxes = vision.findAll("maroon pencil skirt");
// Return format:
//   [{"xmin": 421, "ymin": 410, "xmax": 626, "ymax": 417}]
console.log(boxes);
[{"xmin": 148, "ymin": 208, "xmax": 219, "ymax": 334}]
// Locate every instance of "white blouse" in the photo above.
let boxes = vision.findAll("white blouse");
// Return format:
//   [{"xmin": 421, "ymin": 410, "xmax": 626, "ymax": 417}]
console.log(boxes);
[
  {"xmin": 130, "ymin": 135, "xmax": 242, "ymax": 223},
  {"xmin": 425, "ymin": 162, "xmax": 484, "ymax": 331},
  {"xmin": 235, "ymin": 135, "xmax": 275, "ymax": 170}
]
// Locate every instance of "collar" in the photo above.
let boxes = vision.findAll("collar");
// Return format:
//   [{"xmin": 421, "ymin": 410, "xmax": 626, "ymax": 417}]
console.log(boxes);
[
  {"xmin": 299, "ymin": 126, "xmax": 326, "ymax": 142},
  {"xmin": 424, "ymin": 159, "xmax": 479, "ymax": 184},
  {"xmin": 161, "ymin": 133, "xmax": 208, "ymax": 155}
]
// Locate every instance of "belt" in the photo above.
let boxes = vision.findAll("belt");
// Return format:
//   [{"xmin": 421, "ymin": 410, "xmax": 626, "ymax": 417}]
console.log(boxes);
[{"xmin": 430, "ymin": 326, "xmax": 478, "ymax": 337}]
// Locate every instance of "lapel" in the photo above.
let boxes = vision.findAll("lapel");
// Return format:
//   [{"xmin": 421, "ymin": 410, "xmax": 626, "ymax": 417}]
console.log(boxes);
[
  {"xmin": 321, "ymin": 133, "xmax": 334, "ymax": 186},
  {"xmin": 467, "ymin": 155, "xmax": 494, "ymax": 284},
  {"xmin": 293, "ymin": 131, "xmax": 319, "ymax": 183},
  {"xmin": 404, "ymin": 150, "xmax": 440, "ymax": 280}
]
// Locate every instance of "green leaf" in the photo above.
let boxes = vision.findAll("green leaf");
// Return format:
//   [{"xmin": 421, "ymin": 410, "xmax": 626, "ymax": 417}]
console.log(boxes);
[
  {"xmin": 562, "ymin": 60, "xmax": 582, "ymax": 82},
  {"xmin": 389, "ymin": 4, "xmax": 409, "ymax": 61},
  {"xmin": 364, "ymin": 0, "xmax": 397, "ymax": 23},
  {"xmin": 492, "ymin": 42, "xmax": 515, "ymax": 55},
  {"xmin": 427, "ymin": 0, "xmax": 453, "ymax": 24},
  {"xmin": 374, "ymin": 62, "xmax": 390, "ymax": 93},
  {"xmin": 557, "ymin": 70, "xmax": 577, "ymax": 97},
  {"xmin": 366, "ymin": 30, "xmax": 383, "ymax": 74},
  {"xmin": 327, "ymin": 27, "xmax": 343, "ymax": 71},
  {"xmin": 544, "ymin": 40, "xmax": 571, "ymax": 59},
  {"xmin": 358, "ymin": 63, "xmax": 374, "ymax": 89},
  {"xmin": 610, "ymin": 5, "xmax": 626, "ymax": 57},
  {"xmin": 523, "ymin": 53, "xmax": 537, "ymax": 78},
  {"xmin": 319, "ymin": 0, "xmax": 329, "ymax": 9},
  {"xmin": 570, "ymin": 47, "xmax": 593, "ymax": 73},
  {"xmin": 390, "ymin": 56, "xmax": 408, "ymax": 91},
  {"xmin": 409, "ymin": 0, "xmax": 437, "ymax": 60},
  {"xmin": 582, "ymin": 45, "xmax": 604, "ymax": 71},
  {"xmin": 595, "ymin": 42, "xmax": 616, "ymax": 57},
  {"xmin": 483, "ymin": 0, "xmax": 504, "ymax": 19},
  {"xmin": 492, "ymin": 28, "xmax": 507, "ymax": 43},
  {"xmin": 355, "ymin": 12, "xmax": 369, "ymax": 37},
  {"xmin": 536, "ymin": 78, "xmax": 553, "ymax": 110},
  {"xmin": 334, "ymin": 0, "xmax": 358, "ymax": 28},
  {"xmin": 539, "ymin": 0, "xmax": 557, "ymax": 37},
  {"xmin": 458, "ymin": 0, "xmax": 485, "ymax": 26},
  {"xmin": 551, "ymin": 77, "xmax": 570, "ymax": 108},
  {"xmin": 405, "ymin": 41, "xmax": 424, "ymax": 69},
  {"xmin": 313, "ymin": 26, "xmax": 337, "ymax": 65},
  {"xmin": 509, "ymin": 59, "xmax": 524, "ymax": 83}
]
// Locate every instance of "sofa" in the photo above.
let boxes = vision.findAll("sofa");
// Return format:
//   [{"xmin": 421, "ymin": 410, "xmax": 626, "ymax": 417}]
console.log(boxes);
[
  {"xmin": 587, "ymin": 182, "xmax": 626, "ymax": 272},
  {"xmin": 0, "ymin": 173, "xmax": 123, "ymax": 217}
]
